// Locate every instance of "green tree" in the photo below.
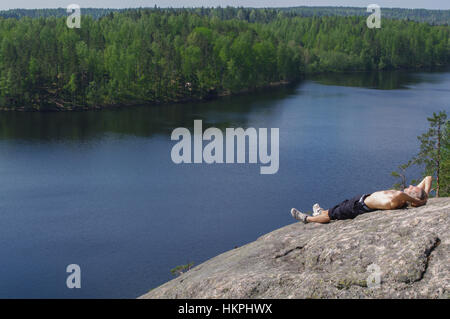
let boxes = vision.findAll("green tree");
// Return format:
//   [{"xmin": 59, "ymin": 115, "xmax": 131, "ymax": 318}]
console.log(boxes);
[
  {"xmin": 0, "ymin": 8, "xmax": 448, "ymax": 110},
  {"xmin": 391, "ymin": 160, "xmax": 414, "ymax": 190},
  {"xmin": 440, "ymin": 121, "xmax": 450, "ymax": 196},
  {"xmin": 414, "ymin": 111, "xmax": 448, "ymax": 197},
  {"xmin": 170, "ymin": 262, "xmax": 194, "ymax": 277}
]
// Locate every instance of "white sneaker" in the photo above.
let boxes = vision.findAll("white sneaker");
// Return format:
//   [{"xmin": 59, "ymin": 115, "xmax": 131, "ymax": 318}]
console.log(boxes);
[
  {"xmin": 291, "ymin": 208, "xmax": 309, "ymax": 224},
  {"xmin": 312, "ymin": 203, "xmax": 324, "ymax": 217}
]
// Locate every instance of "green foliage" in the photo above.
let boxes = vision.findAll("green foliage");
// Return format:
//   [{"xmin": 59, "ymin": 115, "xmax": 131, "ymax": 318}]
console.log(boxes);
[
  {"xmin": 391, "ymin": 160, "xmax": 413, "ymax": 190},
  {"xmin": 0, "ymin": 8, "xmax": 448, "ymax": 110},
  {"xmin": 393, "ymin": 111, "xmax": 449, "ymax": 197},
  {"xmin": 170, "ymin": 262, "xmax": 194, "ymax": 277},
  {"xmin": 2, "ymin": 7, "xmax": 449, "ymax": 25},
  {"xmin": 280, "ymin": 7, "xmax": 450, "ymax": 25},
  {"xmin": 441, "ymin": 121, "xmax": 450, "ymax": 196},
  {"xmin": 415, "ymin": 111, "xmax": 448, "ymax": 197}
]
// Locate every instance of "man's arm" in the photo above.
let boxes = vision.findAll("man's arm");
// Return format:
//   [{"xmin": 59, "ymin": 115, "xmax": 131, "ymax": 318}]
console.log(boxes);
[
  {"xmin": 399, "ymin": 192, "xmax": 427, "ymax": 207},
  {"xmin": 416, "ymin": 176, "xmax": 432, "ymax": 195}
]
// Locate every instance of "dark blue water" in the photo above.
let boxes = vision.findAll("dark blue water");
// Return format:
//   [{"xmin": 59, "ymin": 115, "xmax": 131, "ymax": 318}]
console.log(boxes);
[{"xmin": 0, "ymin": 70, "xmax": 449, "ymax": 298}]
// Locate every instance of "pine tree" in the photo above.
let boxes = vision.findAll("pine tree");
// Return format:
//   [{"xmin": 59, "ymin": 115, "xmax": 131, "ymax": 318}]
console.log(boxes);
[
  {"xmin": 441, "ymin": 120, "xmax": 450, "ymax": 197},
  {"xmin": 391, "ymin": 160, "xmax": 413, "ymax": 190},
  {"xmin": 414, "ymin": 111, "xmax": 448, "ymax": 197}
]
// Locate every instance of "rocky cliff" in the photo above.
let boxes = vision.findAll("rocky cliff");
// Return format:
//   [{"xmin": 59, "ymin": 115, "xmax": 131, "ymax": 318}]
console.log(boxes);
[{"xmin": 140, "ymin": 198, "xmax": 449, "ymax": 299}]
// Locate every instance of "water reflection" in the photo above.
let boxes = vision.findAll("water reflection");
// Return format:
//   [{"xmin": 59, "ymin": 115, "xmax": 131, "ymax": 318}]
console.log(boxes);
[
  {"xmin": 310, "ymin": 69, "xmax": 446, "ymax": 90},
  {"xmin": 0, "ymin": 69, "xmax": 448, "ymax": 142},
  {"xmin": 0, "ymin": 85, "xmax": 297, "ymax": 142}
]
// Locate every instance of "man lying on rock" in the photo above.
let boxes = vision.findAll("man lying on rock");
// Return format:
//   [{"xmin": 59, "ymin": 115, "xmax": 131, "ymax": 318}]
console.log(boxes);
[{"xmin": 291, "ymin": 176, "xmax": 432, "ymax": 224}]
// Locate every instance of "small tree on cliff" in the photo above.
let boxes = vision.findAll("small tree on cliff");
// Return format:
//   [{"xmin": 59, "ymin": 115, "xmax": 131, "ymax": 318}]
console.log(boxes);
[
  {"xmin": 170, "ymin": 262, "xmax": 194, "ymax": 277},
  {"xmin": 392, "ymin": 110, "xmax": 448, "ymax": 196},
  {"xmin": 415, "ymin": 111, "xmax": 448, "ymax": 197},
  {"xmin": 391, "ymin": 160, "xmax": 413, "ymax": 191},
  {"xmin": 440, "ymin": 120, "xmax": 450, "ymax": 197}
]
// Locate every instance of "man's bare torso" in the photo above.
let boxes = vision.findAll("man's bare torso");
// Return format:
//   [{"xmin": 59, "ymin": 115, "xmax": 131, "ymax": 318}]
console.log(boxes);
[
  {"xmin": 364, "ymin": 190, "xmax": 406, "ymax": 210},
  {"xmin": 291, "ymin": 177, "xmax": 431, "ymax": 224}
]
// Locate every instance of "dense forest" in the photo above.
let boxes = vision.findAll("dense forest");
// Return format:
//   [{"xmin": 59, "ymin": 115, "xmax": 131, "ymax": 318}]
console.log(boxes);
[
  {"xmin": 281, "ymin": 7, "xmax": 450, "ymax": 25},
  {"xmin": 0, "ymin": 8, "xmax": 122, "ymax": 20},
  {"xmin": 0, "ymin": 8, "xmax": 449, "ymax": 110},
  {"xmin": 1, "ymin": 7, "xmax": 449, "ymax": 25}
]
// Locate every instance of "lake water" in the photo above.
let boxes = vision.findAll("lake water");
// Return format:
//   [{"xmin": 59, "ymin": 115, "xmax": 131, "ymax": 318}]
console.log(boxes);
[{"xmin": 0, "ymin": 70, "xmax": 449, "ymax": 298}]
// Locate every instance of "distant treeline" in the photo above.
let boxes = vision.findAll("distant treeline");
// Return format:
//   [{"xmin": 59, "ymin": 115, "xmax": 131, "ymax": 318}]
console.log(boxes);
[
  {"xmin": 0, "ymin": 8, "xmax": 449, "ymax": 110},
  {"xmin": 1, "ymin": 6, "xmax": 449, "ymax": 25},
  {"xmin": 280, "ymin": 6, "xmax": 450, "ymax": 25},
  {"xmin": 0, "ymin": 8, "xmax": 122, "ymax": 20}
]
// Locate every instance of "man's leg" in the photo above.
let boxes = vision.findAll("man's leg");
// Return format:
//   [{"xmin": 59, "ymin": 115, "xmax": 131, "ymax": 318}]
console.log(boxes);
[
  {"xmin": 307, "ymin": 210, "xmax": 331, "ymax": 224},
  {"xmin": 291, "ymin": 194, "xmax": 374, "ymax": 224},
  {"xmin": 291, "ymin": 208, "xmax": 331, "ymax": 224}
]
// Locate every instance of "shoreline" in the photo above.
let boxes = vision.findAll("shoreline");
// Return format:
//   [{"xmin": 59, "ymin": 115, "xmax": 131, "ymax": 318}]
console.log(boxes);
[
  {"xmin": 0, "ymin": 80, "xmax": 294, "ymax": 113},
  {"xmin": 1, "ymin": 66, "xmax": 448, "ymax": 113}
]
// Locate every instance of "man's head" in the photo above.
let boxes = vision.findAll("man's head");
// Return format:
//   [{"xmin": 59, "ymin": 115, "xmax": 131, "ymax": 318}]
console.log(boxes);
[{"xmin": 404, "ymin": 185, "xmax": 427, "ymax": 201}]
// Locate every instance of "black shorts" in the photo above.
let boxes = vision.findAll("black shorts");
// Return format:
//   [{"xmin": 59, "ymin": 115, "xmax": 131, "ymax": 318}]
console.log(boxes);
[{"xmin": 328, "ymin": 194, "xmax": 375, "ymax": 220}]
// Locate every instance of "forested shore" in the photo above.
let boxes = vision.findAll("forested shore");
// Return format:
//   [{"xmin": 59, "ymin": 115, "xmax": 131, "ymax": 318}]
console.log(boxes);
[{"xmin": 0, "ymin": 8, "xmax": 449, "ymax": 111}]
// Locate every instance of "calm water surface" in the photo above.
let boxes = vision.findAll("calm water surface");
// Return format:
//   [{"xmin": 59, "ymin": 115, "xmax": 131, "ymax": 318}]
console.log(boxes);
[{"xmin": 0, "ymin": 70, "xmax": 449, "ymax": 298}]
